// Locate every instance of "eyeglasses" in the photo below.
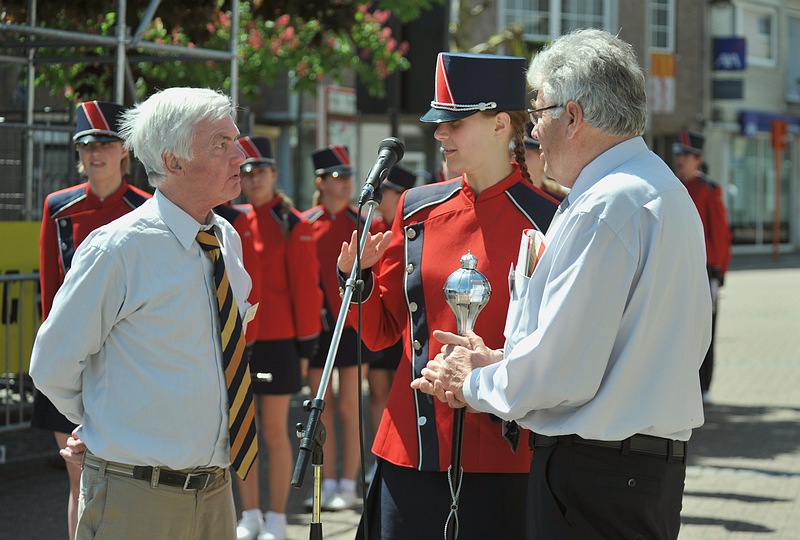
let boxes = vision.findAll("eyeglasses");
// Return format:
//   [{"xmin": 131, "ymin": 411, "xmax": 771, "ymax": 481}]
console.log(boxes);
[{"xmin": 527, "ymin": 103, "xmax": 564, "ymax": 126}]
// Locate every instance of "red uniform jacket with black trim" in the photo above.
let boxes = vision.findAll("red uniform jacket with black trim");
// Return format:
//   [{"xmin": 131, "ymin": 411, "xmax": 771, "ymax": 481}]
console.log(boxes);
[
  {"xmin": 232, "ymin": 198, "xmax": 323, "ymax": 356},
  {"xmin": 685, "ymin": 173, "xmax": 731, "ymax": 282},
  {"xmin": 39, "ymin": 181, "xmax": 150, "ymax": 319},
  {"xmin": 214, "ymin": 202, "xmax": 259, "ymax": 316},
  {"xmin": 303, "ymin": 204, "xmax": 383, "ymax": 332},
  {"xmin": 348, "ymin": 168, "xmax": 559, "ymax": 473}
]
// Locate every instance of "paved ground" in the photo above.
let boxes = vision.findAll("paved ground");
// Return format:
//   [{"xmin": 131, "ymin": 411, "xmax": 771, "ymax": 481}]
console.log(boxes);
[{"xmin": 1, "ymin": 252, "xmax": 798, "ymax": 539}]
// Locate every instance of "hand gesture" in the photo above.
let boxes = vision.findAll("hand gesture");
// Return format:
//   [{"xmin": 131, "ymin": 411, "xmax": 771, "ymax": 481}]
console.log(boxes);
[{"xmin": 337, "ymin": 229, "xmax": 393, "ymax": 274}]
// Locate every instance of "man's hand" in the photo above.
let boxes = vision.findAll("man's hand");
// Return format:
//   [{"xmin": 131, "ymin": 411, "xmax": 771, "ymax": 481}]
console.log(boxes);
[
  {"xmin": 60, "ymin": 430, "xmax": 86, "ymax": 466},
  {"xmin": 411, "ymin": 330, "xmax": 501, "ymax": 408},
  {"xmin": 337, "ymin": 230, "xmax": 393, "ymax": 274}
]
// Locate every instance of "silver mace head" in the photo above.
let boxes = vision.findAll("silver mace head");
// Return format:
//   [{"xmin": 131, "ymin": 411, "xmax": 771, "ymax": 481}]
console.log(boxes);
[{"xmin": 443, "ymin": 251, "xmax": 492, "ymax": 336}]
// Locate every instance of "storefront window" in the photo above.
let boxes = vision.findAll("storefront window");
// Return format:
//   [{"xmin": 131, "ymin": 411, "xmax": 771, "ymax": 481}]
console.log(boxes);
[{"xmin": 728, "ymin": 135, "xmax": 791, "ymax": 246}]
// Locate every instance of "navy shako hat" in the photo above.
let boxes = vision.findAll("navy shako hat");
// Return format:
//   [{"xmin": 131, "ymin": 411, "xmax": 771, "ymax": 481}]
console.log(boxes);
[
  {"xmin": 523, "ymin": 121, "xmax": 540, "ymax": 150},
  {"xmin": 672, "ymin": 129, "xmax": 705, "ymax": 156},
  {"xmin": 238, "ymin": 136, "xmax": 276, "ymax": 172},
  {"xmin": 382, "ymin": 164, "xmax": 416, "ymax": 193},
  {"xmin": 73, "ymin": 101, "xmax": 125, "ymax": 144},
  {"xmin": 420, "ymin": 52, "xmax": 528, "ymax": 123},
  {"xmin": 312, "ymin": 145, "xmax": 353, "ymax": 177}
]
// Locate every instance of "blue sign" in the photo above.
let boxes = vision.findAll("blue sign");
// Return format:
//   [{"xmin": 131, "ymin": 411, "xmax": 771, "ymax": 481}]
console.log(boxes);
[
  {"xmin": 740, "ymin": 110, "xmax": 800, "ymax": 137},
  {"xmin": 714, "ymin": 38, "xmax": 746, "ymax": 71}
]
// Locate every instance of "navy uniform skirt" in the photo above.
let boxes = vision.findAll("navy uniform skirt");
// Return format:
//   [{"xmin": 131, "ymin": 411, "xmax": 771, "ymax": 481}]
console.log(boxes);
[
  {"xmin": 356, "ymin": 458, "xmax": 528, "ymax": 540},
  {"xmin": 309, "ymin": 328, "xmax": 382, "ymax": 369},
  {"xmin": 248, "ymin": 339, "xmax": 302, "ymax": 395}
]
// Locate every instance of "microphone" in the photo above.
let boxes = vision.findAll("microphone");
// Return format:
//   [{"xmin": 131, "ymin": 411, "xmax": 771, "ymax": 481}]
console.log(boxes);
[{"xmin": 358, "ymin": 137, "xmax": 405, "ymax": 205}]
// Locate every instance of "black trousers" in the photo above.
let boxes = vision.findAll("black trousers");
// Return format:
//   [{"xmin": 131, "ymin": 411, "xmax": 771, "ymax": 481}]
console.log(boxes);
[
  {"xmin": 528, "ymin": 442, "xmax": 686, "ymax": 539},
  {"xmin": 357, "ymin": 458, "xmax": 528, "ymax": 540}
]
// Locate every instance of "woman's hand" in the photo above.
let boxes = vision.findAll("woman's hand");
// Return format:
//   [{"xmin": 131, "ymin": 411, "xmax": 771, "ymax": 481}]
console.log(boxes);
[{"xmin": 337, "ymin": 230, "xmax": 393, "ymax": 273}]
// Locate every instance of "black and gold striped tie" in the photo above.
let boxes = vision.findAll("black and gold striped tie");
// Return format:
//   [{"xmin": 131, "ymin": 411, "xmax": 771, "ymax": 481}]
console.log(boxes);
[{"xmin": 197, "ymin": 228, "xmax": 257, "ymax": 480}]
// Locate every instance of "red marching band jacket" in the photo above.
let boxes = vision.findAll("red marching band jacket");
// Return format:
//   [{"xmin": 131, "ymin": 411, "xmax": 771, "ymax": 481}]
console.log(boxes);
[
  {"xmin": 347, "ymin": 167, "xmax": 559, "ymax": 473},
  {"xmin": 39, "ymin": 181, "xmax": 150, "ymax": 319},
  {"xmin": 216, "ymin": 198, "xmax": 322, "ymax": 355},
  {"xmin": 685, "ymin": 173, "xmax": 732, "ymax": 283},
  {"xmin": 302, "ymin": 204, "xmax": 383, "ymax": 333}
]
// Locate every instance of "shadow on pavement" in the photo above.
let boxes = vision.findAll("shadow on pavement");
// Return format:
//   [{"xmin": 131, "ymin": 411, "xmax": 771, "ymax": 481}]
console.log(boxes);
[
  {"xmin": 681, "ymin": 515, "xmax": 774, "ymax": 533},
  {"xmin": 683, "ymin": 491, "xmax": 789, "ymax": 503},
  {"xmin": 689, "ymin": 404, "xmax": 800, "ymax": 463}
]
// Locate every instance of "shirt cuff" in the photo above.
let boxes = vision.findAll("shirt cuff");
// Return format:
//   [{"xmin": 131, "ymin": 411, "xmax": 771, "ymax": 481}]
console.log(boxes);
[{"xmin": 462, "ymin": 368, "xmax": 480, "ymax": 409}]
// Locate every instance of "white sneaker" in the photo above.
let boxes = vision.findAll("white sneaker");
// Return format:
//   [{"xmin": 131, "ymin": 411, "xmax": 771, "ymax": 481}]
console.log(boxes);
[
  {"xmin": 236, "ymin": 510, "xmax": 264, "ymax": 540},
  {"xmin": 258, "ymin": 515, "xmax": 287, "ymax": 540},
  {"xmin": 303, "ymin": 486, "xmax": 335, "ymax": 509},
  {"xmin": 303, "ymin": 486, "xmax": 357, "ymax": 511},
  {"xmin": 324, "ymin": 488, "xmax": 358, "ymax": 511}
]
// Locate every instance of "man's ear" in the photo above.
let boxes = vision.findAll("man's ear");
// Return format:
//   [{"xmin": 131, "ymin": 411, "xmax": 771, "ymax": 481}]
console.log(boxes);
[
  {"xmin": 163, "ymin": 154, "xmax": 183, "ymax": 175},
  {"xmin": 564, "ymin": 101, "xmax": 583, "ymax": 139}
]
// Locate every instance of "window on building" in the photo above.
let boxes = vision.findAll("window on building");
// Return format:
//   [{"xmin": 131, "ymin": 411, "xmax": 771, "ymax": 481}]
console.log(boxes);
[
  {"xmin": 788, "ymin": 16, "xmax": 800, "ymax": 101},
  {"xmin": 649, "ymin": 0, "xmax": 674, "ymax": 52},
  {"xmin": 729, "ymin": 135, "xmax": 791, "ymax": 246},
  {"xmin": 738, "ymin": 3, "xmax": 777, "ymax": 67},
  {"xmin": 501, "ymin": 0, "xmax": 613, "ymax": 43}
]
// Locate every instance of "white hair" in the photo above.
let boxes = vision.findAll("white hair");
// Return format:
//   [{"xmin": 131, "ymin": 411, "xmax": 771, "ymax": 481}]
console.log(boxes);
[
  {"xmin": 118, "ymin": 88, "xmax": 236, "ymax": 187},
  {"xmin": 527, "ymin": 29, "xmax": 647, "ymax": 137}
]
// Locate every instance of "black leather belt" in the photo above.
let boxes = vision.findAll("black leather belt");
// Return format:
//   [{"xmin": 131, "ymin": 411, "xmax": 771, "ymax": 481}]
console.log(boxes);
[
  {"xmin": 530, "ymin": 433, "xmax": 686, "ymax": 463},
  {"xmin": 83, "ymin": 452, "xmax": 221, "ymax": 490}
]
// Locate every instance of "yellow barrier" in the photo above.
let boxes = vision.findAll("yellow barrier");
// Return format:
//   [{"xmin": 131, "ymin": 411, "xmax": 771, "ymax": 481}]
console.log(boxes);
[{"xmin": 1, "ymin": 222, "xmax": 41, "ymax": 373}]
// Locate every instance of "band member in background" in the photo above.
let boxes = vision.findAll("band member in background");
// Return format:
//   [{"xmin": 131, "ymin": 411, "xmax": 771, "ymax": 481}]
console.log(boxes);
[
  {"xmin": 673, "ymin": 129, "xmax": 732, "ymax": 404},
  {"xmin": 522, "ymin": 121, "xmax": 569, "ymax": 201},
  {"xmin": 32, "ymin": 100, "xmax": 150, "ymax": 540},
  {"xmin": 232, "ymin": 136, "xmax": 322, "ymax": 540},
  {"xmin": 302, "ymin": 145, "xmax": 383, "ymax": 511}
]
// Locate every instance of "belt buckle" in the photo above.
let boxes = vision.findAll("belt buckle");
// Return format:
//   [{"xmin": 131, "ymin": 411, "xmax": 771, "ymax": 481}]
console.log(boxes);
[{"xmin": 183, "ymin": 471, "xmax": 211, "ymax": 491}]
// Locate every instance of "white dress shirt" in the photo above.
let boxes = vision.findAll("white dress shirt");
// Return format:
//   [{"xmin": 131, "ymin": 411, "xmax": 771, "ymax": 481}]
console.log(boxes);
[
  {"xmin": 463, "ymin": 137, "xmax": 711, "ymax": 441},
  {"xmin": 30, "ymin": 190, "xmax": 251, "ymax": 469}
]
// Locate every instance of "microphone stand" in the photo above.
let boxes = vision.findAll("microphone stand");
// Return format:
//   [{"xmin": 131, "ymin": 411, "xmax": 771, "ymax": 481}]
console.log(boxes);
[{"xmin": 292, "ymin": 189, "xmax": 381, "ymax": 540}]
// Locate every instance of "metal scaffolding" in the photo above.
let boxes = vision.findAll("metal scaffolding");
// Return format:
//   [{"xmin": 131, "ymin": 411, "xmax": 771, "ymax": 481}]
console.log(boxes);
[{"xmin": 0, "ymin": 0, "xmax": 241, "ymax": 220}]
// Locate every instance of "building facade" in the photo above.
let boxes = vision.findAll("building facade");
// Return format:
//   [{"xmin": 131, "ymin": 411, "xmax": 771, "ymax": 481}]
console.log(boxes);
[{"xmin": 2, "ymin": 1, "xmax": 797, "ymax": 254}]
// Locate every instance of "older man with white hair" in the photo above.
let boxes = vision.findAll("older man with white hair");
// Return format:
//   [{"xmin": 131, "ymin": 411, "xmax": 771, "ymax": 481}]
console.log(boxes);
[{"xmin": 31, "ymin": 88, "xmax": 254, "ymax": 540}]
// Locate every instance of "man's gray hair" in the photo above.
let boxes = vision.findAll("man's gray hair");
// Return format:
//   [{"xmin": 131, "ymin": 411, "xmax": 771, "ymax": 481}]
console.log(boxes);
[
  {"xmin": 118, "ymin": 88, "xmax": 237, "ymax": 187},
  {"xmin": 527, "ymin": 29, "xmax": 647, "ymax": 137}
]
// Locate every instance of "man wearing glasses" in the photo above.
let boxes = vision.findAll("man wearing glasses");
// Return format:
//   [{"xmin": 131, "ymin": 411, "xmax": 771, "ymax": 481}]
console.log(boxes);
[{"xmin": 414, "ymin": 29, "xmax": 711, "ymax": 539}]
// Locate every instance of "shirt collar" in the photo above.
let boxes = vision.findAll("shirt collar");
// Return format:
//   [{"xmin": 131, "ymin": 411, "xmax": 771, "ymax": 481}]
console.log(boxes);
[
  {"xmin": 568, "ymin": 136, "xmax": 648, "ymax": 203},
  {"xmin": 154, "ymin": 190, "xmax": 213, "ymax": 251}
]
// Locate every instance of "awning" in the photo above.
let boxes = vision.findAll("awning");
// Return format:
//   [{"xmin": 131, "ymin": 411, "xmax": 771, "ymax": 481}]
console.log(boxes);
[{"xmin": 740, "ymin": 110, "xmax": 800, "ymax": 137}]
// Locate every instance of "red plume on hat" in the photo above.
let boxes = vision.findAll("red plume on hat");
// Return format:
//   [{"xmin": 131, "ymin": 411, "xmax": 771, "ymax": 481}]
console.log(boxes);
[
  {"xmin": 421, "ymin": 52, "xmax": 528, "ymax": 124},
  {"xmin": 672, "ymin": 128, "xmax": 704, "ymax": 156},
  {"xmin": 73, "ymin": 101, "xmax": 125, "ymax": 144},
  {"xmin": 237, "ymin": 136, "xmax": 275, "ymax": 172},
  {"xmin": 312, "ymin": 145, "xmax": 354, "ymax": 177}
]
